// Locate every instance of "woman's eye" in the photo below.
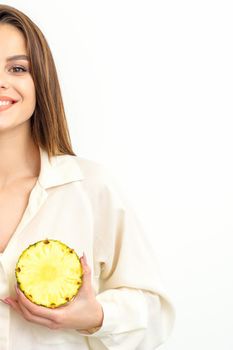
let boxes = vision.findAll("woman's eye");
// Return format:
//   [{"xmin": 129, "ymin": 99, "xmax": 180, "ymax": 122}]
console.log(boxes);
[{"xmin": 9, "ymin": 66, "xmax": 28, "ymax": 73}]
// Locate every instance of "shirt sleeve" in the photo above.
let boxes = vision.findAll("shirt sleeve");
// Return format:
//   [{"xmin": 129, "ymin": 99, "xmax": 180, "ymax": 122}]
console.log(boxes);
[{"xmin": 77, "ymin": 168, "xmax": 175, "ymax": 349}]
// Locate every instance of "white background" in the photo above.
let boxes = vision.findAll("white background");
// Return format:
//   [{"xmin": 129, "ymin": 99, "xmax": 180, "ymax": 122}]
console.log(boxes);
[{"xmin": 2, "ymin": 1, "xmax": 233, "ymax": 349}]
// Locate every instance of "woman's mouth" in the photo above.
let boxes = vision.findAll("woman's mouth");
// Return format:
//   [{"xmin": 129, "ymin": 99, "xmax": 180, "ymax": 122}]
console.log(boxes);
[{"xmin": 0, "ymin": 101, "xmax": 17, "ymax": 112}]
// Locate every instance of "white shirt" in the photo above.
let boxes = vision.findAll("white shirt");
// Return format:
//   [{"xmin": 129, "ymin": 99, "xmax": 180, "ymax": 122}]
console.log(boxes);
[{"xmin": 0, "ymin": 147, "xmax": 175, "ymax": 350}]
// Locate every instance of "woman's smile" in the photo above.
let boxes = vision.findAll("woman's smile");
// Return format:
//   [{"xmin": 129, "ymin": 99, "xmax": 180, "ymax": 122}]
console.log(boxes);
[{"xmin": 0, "ymin": 100, "xmax": 18, "ymax": 112}]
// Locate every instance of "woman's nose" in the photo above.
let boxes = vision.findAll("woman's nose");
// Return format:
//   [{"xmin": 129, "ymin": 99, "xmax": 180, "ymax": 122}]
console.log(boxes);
[{"xmin": 0, "ymin": 71, "xmax": 10, "ymax": 89}]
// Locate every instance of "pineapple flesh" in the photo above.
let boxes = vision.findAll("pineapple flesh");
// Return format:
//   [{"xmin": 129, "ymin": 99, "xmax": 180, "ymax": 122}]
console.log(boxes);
[{"xmin": 15, "ymin": 239, "xmax": 83, "ymax": 308}]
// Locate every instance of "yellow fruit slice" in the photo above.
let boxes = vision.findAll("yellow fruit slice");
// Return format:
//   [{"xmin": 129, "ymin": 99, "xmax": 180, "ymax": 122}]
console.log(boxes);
[{"xmin": 15, "ymin": 239, "xmax": 83, "ymax": 308}]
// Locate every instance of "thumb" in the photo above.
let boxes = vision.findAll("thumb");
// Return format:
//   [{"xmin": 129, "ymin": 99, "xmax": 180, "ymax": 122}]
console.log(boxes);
[{"xmin": 79, "ymin": 252, "xmax": 93, "ymax": 295}]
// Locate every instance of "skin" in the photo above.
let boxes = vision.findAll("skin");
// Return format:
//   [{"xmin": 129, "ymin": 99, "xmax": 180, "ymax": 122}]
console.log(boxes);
[{"xmin": 0, "ymin": 23, "xmax": 104, "ymax": 332}]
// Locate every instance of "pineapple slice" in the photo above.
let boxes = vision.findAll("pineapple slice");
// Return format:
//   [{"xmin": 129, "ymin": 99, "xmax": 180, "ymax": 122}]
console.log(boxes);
[{"xmin": 15, "ymin": 239, "xmax": 83, "ymax": 308}]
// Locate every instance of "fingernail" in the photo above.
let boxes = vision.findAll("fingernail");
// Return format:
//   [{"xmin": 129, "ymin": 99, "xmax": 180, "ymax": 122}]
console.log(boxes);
[
  {"xmin": 82, "ymin": 252, "xmax": 87, "ymax": 264},
  {"xmin": 4, "ymin": 298, "xmax": 10, "ymax": 305},
  {"xmin": 0, "ymin": 298, "xmax": 7, "ymax": 304}
]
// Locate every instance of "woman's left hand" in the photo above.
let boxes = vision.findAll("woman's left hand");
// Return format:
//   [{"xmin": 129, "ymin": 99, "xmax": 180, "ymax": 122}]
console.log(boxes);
[{"xmin": 2, "ymin": 253, "xmax": 104, "ymax": 332}]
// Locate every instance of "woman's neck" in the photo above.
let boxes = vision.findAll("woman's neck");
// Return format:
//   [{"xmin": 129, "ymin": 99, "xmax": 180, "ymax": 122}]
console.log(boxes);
[{"xmin": 0, "ymin": 124, "xmax": 40, "ymax": 189}]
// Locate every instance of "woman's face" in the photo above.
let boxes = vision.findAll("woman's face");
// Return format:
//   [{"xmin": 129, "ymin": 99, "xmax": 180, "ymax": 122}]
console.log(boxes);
[{"xmin": 0, "ymin": 23, "xmax": 36, "ymax": 133}]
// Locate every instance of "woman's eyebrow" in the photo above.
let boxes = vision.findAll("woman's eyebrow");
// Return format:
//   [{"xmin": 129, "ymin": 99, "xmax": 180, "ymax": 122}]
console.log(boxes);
[{"xmin": 6, "ymin": 54, "xmax": 29, "ymax": 61}]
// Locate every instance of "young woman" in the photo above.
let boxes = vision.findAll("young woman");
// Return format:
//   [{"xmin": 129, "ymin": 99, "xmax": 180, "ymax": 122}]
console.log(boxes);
[{"xmin": 0, "ymin": 4, "xmax": 175, "ymax": 350}]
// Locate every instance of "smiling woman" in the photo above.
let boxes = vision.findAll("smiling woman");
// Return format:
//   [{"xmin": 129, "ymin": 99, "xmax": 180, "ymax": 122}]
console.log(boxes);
[{"xmin": 0, "ymin": 4, "xmax": 175, "ymax": 350}]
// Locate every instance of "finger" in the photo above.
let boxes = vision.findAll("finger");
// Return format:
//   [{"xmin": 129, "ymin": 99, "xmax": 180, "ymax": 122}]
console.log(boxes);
[
  {"xmin": 81, "ymin": 253, "xmax": 91, "ymax": 284},
  {"xmin": 15, "ymin": 285, "xmax": 59, "ymax": 320},
  {"xmin": 7, "ymin": 296, "xmax": 58, "ymax": 329},
  {"xmin": 78, "ymin": 253, "xmax": 94, "ymax": 297},
  {"xmin": 3, "ymin": 297, "xmax": 54, "ymax": 329},
  {"xmin": 3, "ymin": 298, "xmax": 23, "ymax": 315},
  {"xmin": 82, "ymin": 252, "xmax": 88, "ymax": 265},
  {"xmin": 16, "ymin": 298, "xmax": 59, "ymax": 329}
]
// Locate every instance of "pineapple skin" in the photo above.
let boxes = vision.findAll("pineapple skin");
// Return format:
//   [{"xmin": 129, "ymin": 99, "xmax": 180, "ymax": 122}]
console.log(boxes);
[{"xmin": 15, "ymin": 239, "xmax": 83, "ymax": 308}]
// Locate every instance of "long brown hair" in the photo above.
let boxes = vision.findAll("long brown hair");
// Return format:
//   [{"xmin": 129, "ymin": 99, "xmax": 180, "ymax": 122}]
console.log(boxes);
[{"xmin": 0, "ymin": 4, "xmax": 76, "ymax": 158}]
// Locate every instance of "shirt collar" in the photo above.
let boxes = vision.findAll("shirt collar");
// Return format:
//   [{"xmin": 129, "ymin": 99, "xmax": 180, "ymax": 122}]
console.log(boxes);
[{"xmin": 38, "ymin": 147, "xmax": 84, "ymax": 189}]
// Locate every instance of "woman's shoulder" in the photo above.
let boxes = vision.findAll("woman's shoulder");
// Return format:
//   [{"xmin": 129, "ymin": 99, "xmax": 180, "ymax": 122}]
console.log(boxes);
[
  {"xmin": 73, "ymin": 155, "xmax": 124, "ymax": 200},
  {"xmin": 73, "ymin": 155, "xmax": 111, "ymax": 184},
  {"xmin": 57, "ymin": 153, "xmax": 114, "ymax": 188},
  {"xmin": 74, "ymin": 155, "xmax": 107, "ymax": 177}
]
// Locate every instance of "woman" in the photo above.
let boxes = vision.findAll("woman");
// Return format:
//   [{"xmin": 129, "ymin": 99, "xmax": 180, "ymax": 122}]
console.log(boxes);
[{"xmin": 0, "ymin": 4, "xmax": 175, "ymax": 350}]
